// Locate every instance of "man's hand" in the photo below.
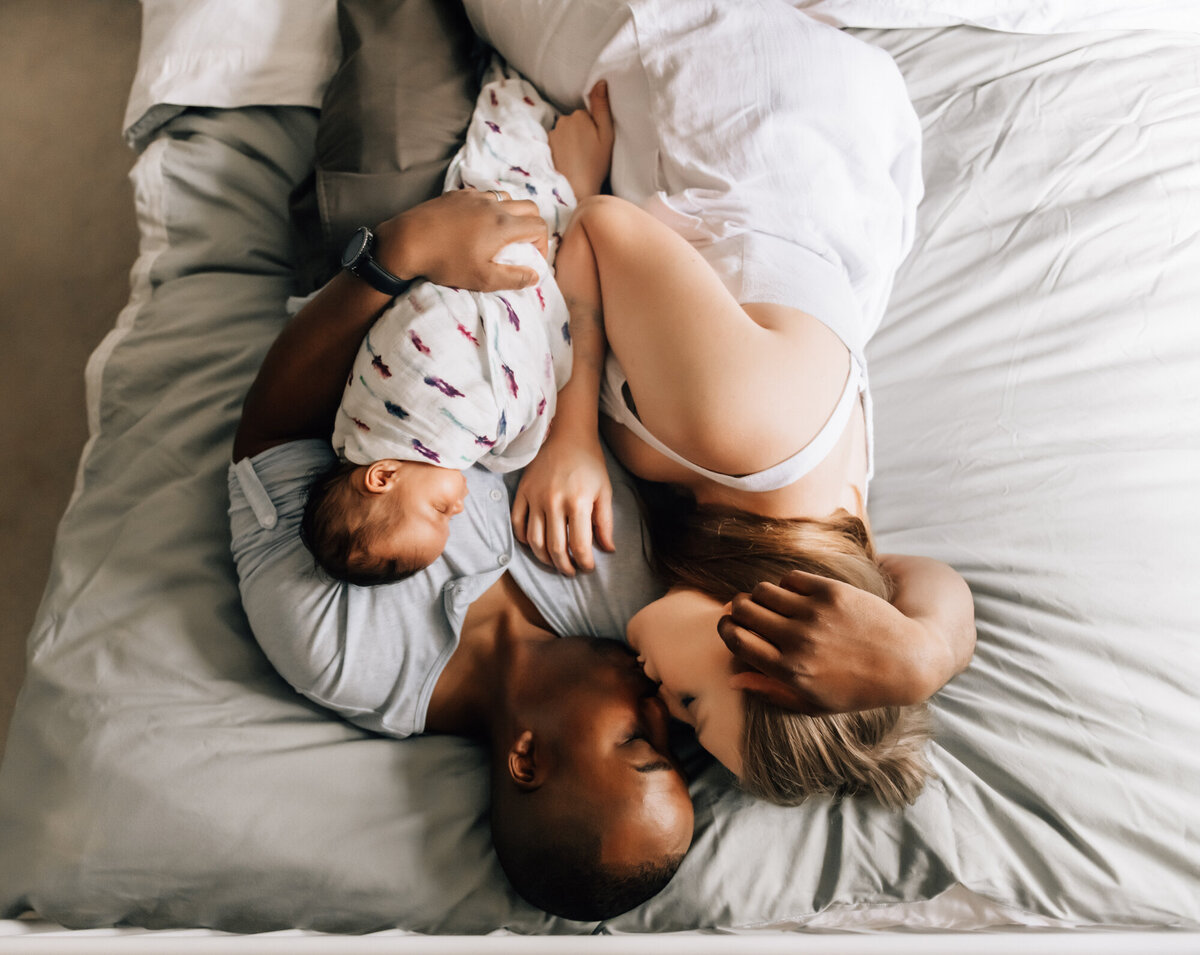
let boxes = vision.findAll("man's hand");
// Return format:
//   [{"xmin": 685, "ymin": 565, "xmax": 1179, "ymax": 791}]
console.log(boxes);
[
  {"xmin": 717, "ymin": 570, "xmax": 952, "ymax": 715},
  {"xmin": 549, "ymin": 82, "xmax": 614, "ymax": 202},
  {"xmin": 377, "ymin": 188, "xmax": 550, "ymax": 292},
  {"xmin": 233, "ymin": 189, "xmax": 551, "ymax": 461},
  {"xmin": 511, "ymin": 430, "xmax": 615, "ymax": 576}
]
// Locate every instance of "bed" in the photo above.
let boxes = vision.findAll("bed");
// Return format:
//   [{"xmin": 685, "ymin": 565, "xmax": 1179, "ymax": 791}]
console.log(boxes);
[{"xmin": 1, "ymin": 0, "xmax": 1198, "ymax": 947}]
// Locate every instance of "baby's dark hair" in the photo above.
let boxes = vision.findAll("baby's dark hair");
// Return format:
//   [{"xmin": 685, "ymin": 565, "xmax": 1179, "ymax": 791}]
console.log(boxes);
[{"xmin": 299, "ymin": 458, "xmax": 420, "ymax": 587}]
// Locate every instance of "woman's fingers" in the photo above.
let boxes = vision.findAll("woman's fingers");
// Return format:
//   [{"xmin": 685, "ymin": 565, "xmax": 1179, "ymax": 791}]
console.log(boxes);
[
  {"xmin": 510, "ymin": 495, "xmax": 529, "ymax": 545},
  {"xmin": 567, "ymin": 501, "xmax": 595, "ymax": 572},
  {"xmin": 587, "ymin": 80, "xmax": 612, "ymax": 133},
  {"xmin": 593, "ymin": 489, "xmax": 615, "ymax": 553},
  {"xmin": 524, "ymin": 511, "xmax": 549, "ymax": 567},
  {"xmin": 545, "ymin": 503, "xmax": 575, "ymax": 577}
]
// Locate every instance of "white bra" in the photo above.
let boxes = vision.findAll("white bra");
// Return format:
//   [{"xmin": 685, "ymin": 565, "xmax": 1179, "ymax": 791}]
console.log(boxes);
[{"xmin": 599, "ymin": 351, "xmax": 874, "ymax": 494}]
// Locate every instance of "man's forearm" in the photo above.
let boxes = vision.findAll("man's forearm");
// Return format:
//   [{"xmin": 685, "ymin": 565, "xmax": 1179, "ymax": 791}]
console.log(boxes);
[
  {"xmin": 232, "ymin": 271, "xmax": 395, "ymax": 461},
  {"xmin": 231, "ymin": 190, "xmax": 550, "ymax": 462}
]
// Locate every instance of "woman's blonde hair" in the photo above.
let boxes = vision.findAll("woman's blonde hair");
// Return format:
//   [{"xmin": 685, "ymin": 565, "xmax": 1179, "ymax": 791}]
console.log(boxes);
[{"xmin": 638, "ymin": 483, "xmax": 931, "ymax": 810}]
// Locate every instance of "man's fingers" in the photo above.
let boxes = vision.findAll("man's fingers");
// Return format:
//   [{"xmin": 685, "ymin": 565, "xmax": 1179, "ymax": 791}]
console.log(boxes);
[
  {"xmin": 777, "ymin": 569, "xmax": 831, "ymax": 596},
  {"xmin": 729, "ymin": 591, "xmax": 814, "ymax": 645},
  {"xmin": 567, "ymin": 502, "xmax": 595, "ymax": 572},
  {"xmin": 478, "ymin": 265, "xmax": 540, "ymax": 293},
  {"xmin": 717, "ymin": 615, "xmax": 785, "ymax": 674},
  {"xmin": 500, "ymin": 210, "xmax": 550, "ymax": 260},
  {"xmin": 747, "ymin": 581, "xmax": 810, "ymax": 617},
  {"xmin": 500, "ymin": 197, "xmax": 543, "ymax": 219},
  {"xmin": 728, "ymin": 671, "xmax": 827, "ymax": 716}
]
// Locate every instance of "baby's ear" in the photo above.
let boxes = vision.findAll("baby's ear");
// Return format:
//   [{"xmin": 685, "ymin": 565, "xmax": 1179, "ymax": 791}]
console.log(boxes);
[
  {"xmin": 363, "ymin": 459, "xmax": 403, "ymax": 492},
  {"xmin": 506, "ymin": 729, "xmax": 547, "ymax": 792}
]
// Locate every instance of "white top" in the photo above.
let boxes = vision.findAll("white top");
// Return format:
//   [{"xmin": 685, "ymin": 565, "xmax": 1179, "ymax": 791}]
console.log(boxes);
[{"xmin": 595, "ymin": 2, "xmax": 921, "ymax": 491}]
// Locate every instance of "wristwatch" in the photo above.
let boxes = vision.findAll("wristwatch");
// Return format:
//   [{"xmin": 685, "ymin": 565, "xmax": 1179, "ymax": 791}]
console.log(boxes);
[{"xmin": 340, "ymin": 226, "xmax": 409, "ymax": 295}]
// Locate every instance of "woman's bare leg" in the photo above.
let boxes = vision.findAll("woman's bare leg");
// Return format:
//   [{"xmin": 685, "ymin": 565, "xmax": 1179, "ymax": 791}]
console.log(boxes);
[{"xmin": 555, "ymin": 195, "xmax": 849, "ymax": 475}]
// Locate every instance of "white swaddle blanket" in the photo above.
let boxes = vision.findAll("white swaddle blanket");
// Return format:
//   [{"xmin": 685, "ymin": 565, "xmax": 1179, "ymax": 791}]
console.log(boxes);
[{"xmin": 333, "ymin": 59, "xmax": 575, "ymax": 471}]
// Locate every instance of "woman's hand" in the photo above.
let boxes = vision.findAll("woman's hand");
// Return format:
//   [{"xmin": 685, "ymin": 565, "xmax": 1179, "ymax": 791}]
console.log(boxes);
[
  {"xmin": 511, "ymin": 429, "xmax": 615, "ymax": 576},
  {"xmin": 375, "ymin": 188, "xmax": 549, "ymax": 291},
  {"xmin": 549, "ymin": 82, "xmax": 614, "ymax": 202},
  {"xmin": 717, "ymin": 570, "xmax": 957, "ymax": 715}
]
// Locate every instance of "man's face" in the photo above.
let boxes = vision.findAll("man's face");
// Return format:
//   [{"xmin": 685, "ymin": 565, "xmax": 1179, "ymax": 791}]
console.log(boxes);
[{"xmin": 519, "ymin": 638, "xmax": 695, "ymax": 864}]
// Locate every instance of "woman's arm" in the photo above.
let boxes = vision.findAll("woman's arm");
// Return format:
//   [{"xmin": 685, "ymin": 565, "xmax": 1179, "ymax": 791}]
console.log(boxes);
[
  {"xmin": 509, "ymin": 178, "xmax": 613, "ymax": 574},
  {"xmin": 509, "ymin": 85, "xmax": 618, "ymax": 574},
  {"xmin": 232, "ymin": 190, "xmax": 549, "ymax": 462},
  {"xmin": 545, "ymin": 195, "xmax": 848, "ymax": 477},
  {"xmin": 717, "ymin": 557, "xmax": 976, "ymax": 715}
]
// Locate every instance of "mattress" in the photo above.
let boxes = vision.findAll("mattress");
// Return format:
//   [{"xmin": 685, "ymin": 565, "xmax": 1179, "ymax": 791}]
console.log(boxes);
[{"xmin": 1, "ymin": 0, "xmax": 1198, "ymax": 941}]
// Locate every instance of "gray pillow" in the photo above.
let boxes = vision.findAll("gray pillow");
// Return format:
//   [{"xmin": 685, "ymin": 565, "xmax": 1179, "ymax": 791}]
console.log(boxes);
[{"xmin": 291, "ymin": 0, "xmax": 483, "ymax": 291}]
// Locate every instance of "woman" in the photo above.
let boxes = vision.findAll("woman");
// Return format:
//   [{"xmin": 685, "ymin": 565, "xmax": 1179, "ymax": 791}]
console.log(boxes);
[{"xmin": 511, "ymin": 9, "xmax": 976, "ymax": 805}]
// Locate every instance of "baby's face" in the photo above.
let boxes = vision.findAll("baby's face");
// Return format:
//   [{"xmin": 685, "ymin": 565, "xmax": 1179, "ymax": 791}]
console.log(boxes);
[
  {"xmin": 626, "ymin": 589, "xmax": 745, "ymax": 777},
  {"xmin": 365, "ymin": 462, "xmax": 468, "ymax": 570}
]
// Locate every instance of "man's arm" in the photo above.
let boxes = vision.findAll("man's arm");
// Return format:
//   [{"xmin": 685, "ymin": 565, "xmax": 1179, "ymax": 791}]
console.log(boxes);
[
  {"xmin": 233, "ymin": 190, "xmax": 549, "ymax": 461},
  {"xmin": 718, "ymin": 556, "xmax": 977, "ymax": 715}
]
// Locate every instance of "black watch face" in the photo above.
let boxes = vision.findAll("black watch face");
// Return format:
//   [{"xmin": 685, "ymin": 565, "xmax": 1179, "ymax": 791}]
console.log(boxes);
[{"xmin": 341, "ymin": 227, "xmax": 370, "ymax": 269}]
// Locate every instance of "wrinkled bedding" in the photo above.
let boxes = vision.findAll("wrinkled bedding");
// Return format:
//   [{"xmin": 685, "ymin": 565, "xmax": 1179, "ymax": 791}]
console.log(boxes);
[{"xmin": 1, "ymin": 2, "xmax": 1198, "ymax": 935}]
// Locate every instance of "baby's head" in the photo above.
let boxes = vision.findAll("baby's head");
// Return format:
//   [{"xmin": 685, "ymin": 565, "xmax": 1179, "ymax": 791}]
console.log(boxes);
[
  {"xmin": 488, "ymin": 636, "xmax": 694, "ymax": 920},
  {"xmin": 634, "ymin": 487, "xmax": 932, "ymax": 809},
  {"xmin": 300, "ymin": 458, "xmax": 468, "ymax": 585}
]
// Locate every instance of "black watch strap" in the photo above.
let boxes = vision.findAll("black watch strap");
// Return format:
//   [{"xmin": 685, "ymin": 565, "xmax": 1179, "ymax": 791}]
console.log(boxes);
[{"xmin": 341, "ymin": 226, "xmax": 409, "ymax": 296}]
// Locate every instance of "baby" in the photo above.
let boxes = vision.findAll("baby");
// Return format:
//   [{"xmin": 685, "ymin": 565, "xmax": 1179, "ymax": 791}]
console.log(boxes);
[{"xmin": 301, "ymin": 60, "xmax": 579, "ymax": 585}]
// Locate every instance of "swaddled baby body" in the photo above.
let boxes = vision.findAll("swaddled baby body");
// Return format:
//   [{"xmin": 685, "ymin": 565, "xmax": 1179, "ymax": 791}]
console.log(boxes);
[{"xmin": 303, "ymin": 60, "xmax": 577, "ymax": 585}]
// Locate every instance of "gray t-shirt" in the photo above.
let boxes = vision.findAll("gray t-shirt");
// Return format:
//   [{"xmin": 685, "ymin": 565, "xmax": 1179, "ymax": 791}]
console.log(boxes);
[{"xmin": 227, "ymin": 440, "xmax": 665, "ymax": 738}]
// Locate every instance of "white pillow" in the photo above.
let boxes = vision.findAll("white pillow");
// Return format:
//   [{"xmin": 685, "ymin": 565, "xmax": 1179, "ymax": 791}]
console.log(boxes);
[
  {"xmin": 123, "ymin": 0, "xmax": 340, "ymax": 151},
  {"xmin": 462, "ymin": 0, "xmax": 633, "ymax": 111},
  {"xmin": 794, "ymin": 0, "xmax": 1200, "ymax": 32}
]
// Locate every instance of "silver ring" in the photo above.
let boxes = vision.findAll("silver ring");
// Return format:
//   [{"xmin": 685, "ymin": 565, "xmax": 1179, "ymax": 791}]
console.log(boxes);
[{"xmin": 488, "ymin": 189, "xmax": 506, "ymax": 202}]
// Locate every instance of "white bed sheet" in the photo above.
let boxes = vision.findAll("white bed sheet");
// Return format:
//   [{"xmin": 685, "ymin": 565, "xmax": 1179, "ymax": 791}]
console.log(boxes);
[{"xmin": 3, "ymin": 0, "xmax": 1196, "ymax": 943}]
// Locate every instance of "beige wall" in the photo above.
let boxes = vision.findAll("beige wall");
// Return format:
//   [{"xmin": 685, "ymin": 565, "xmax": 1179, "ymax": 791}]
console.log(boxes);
[{"xmin": 0, "ymin": 1, "xmax": 141, "ymax": 758}]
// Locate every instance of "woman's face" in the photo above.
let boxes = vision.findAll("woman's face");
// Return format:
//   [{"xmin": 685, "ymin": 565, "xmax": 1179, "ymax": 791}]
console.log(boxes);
[{"xmin": 626, "ymin": 588, "xmax": 745, "ymax": 776}]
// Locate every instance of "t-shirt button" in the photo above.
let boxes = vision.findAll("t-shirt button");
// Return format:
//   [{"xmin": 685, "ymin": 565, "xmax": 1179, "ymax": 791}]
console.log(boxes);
[
  {"xmin": 497, "ymin": 553, "xmax": 510, "ymax": 567},
  {"xmin": 489, "ymin": 489, "xmax": 503, "ymax": 502}
]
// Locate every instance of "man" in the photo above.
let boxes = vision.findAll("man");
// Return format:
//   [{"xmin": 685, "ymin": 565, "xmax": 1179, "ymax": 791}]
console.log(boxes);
[{"xmin": 228, "ymin": 188, "xmax": 693, "ymax": 921}]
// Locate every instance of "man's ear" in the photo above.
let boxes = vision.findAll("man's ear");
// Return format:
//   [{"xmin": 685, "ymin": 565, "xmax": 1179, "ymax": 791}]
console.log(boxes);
[
  {"xmin": 506, "ymin": 729, "xmax": 547, "ymax": 792},
  {"xmin": 363, "ymin": 460, "xmax": 402, "ymax": 493}
]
